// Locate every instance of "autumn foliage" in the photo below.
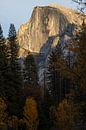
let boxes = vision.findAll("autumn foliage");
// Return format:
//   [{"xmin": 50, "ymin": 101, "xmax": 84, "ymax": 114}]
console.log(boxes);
[{"xmin": 23, "ymin": 97, "xmax": 39, "ymax": 130}]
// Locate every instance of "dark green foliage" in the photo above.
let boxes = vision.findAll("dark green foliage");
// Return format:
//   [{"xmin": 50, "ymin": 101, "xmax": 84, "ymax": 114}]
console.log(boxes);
[
  {"xmin": 8, "ymin": 24, "xmax": 16, "ymax": 39},
  {"xmin": 47, "ymin": 50, "xmax": 61, "ymax": 102},
  {"xmin": 47, "ymin": 51, "xmax": 58, "ymax": 102},
  {"xmin": 0, "ymin": 24, "xmax": 8, "ymax": 96},
  {"xmin": 46, "ymin": 44, "xmax": 71, "ymax": 104},
  {"xmin": 8, "ymin": 24, "xmax": 22, "ymax": 88},
  {"xmin": 6, "ymin": 24, "xmax": 23, "ymax": 116},
  {"xmin": 24, "ymin": 53, "xmax": 38, "ymax": 86}
]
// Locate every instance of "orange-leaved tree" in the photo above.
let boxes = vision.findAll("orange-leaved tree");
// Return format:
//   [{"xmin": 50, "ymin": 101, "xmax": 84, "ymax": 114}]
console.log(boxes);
[{"xmin": 23, "ymin": 97, "xmax": 39, "ymax": 130}]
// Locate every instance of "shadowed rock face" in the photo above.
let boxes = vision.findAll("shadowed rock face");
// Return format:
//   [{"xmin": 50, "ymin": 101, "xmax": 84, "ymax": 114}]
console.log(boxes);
[{"xmin": 18, "ymin": 5, "xmax": 83, "ymax": 57}]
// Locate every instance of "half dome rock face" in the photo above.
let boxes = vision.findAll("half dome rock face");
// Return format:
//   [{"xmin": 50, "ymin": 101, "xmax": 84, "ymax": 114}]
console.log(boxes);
[
  {"xmin": 18, "ymin": 5, "xmax": 83, "ymax": 57},
  {"xmin": 18, "ymin": 6, "xmax": 68, "ymax": 56}
]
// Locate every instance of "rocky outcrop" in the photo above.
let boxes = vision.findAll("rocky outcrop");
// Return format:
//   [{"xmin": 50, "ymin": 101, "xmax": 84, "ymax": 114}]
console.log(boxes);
[{"xmin": 18, "ymin": 5, "xmax": 84, "ymax": 57}]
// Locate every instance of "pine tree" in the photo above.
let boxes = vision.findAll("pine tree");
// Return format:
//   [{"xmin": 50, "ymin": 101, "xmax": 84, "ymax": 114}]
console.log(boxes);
[
  {"xmin": 0, "ymin": 24, "xmax": 7, "ymax": 96},
  {"xmin": 46, "ymin": 44, "xmax": 64, "ymax": 103},
  {"xmin": 46, "ymin": 42, "xmax": 73, "ymax": 103},
  {"xmin": 24, "ymin": 53, "xmax": 38, "ymax": 86},
  {"xmin": 8, "ymin": 24, "xmax": 23, "ymax": 90},
  {"xmin": 7, "ymin": 24, "xmax": 23, "ymax": 116}
]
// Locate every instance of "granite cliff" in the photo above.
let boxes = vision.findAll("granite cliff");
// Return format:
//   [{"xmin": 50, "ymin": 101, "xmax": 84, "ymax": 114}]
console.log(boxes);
[{"xmin": 18, "ymin": 5, "xmax": 84, "ymax": 57}]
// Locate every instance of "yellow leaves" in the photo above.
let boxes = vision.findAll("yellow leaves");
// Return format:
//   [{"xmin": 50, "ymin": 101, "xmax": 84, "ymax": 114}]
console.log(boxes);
[
  {"xmin": 57, "ymin": 100, "xmax": 74, "ymax": 128},
  {"xmin": 23, "ymin": 97, "xmax": 39, "ymax": 130},
  {"xmin": 24, "ymin": 97, "xmax": 38, "ymax": 120},
  {"xmin": 50, "ymin": 99, "xmax": 85, "ymax": 130},
  {"xmin": 50, "ymin": 100, "xmax": 74, "ymax": 129}
]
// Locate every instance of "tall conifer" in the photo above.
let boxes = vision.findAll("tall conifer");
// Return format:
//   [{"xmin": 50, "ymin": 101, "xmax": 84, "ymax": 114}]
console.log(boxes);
[
  {"xmin": 0, "ymin": 24, "xmax": 7, "ymax": 96},
  {"xmin": 7, "ymin": 24, "xmax": 23, "ymax": 116},
  {"xmin": 24, "ymin": 53, "xmax": 38, "ymax": 86}
]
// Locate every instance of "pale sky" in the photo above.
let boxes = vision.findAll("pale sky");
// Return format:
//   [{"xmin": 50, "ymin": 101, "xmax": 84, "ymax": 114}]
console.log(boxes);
[{"xmin": 0, "ymin": 0, "xmax": 76, "ymax": 36}]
